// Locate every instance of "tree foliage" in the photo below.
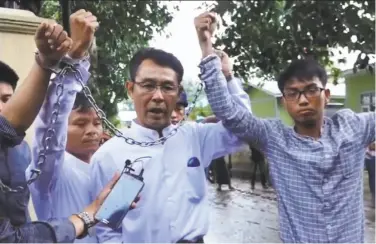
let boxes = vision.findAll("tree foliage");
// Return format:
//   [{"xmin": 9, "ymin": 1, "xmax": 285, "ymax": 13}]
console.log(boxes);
[
  {"xmin": 189, "ymin": 105, "xmax": 213, "ymax": 121},
  {"xmin": 210, "ymin": 0, "xmax": 375, "ymax": 82},
  {"xmin": 39, "ymin": 0, "xmax": 174, "ymax": 123}
]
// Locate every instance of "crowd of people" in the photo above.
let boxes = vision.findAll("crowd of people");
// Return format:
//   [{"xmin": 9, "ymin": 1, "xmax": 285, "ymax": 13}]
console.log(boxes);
[{"xmin": 0, "ymin": 9, "xmax": 374, "ymax": 243}]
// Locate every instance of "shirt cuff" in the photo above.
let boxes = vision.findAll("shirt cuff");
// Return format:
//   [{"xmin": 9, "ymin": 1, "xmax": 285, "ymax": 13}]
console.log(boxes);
[
  {"xmin": 198, "ymin": 54, "xmax": 222, "ymax": 81},
  {"xmin": 47, "ymin": 218, "xmax": 76, "ymax": 243},
  {"xmin": 0, "ymin": 115, "xmax": 25, "ymax": 147},
  {"xmin": 51, "ymin": 60, "xmax": 91, "ymax": 92}
]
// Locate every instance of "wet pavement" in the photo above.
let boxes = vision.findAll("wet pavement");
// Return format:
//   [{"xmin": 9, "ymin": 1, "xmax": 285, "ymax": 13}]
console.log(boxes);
[{"xmin": 204, "ymin": 178, "xmax": 375, "ymax": 243}]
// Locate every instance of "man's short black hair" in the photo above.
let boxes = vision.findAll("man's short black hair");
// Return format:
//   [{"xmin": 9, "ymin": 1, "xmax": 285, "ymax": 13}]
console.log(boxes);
[
  {"xmin": 277, "ymin": 59, "xmax": 328, "ymax": 92},
  {"xmin": 129, "ymin": 48, "xmax": 184, "ymax": 83},
  {"xmin": 0, "ymin": 61, "xmax": 19, "ymax": 90},
  {"xmin": 72, "ymin": 92, "xmax": 93, "ymax": 112}
]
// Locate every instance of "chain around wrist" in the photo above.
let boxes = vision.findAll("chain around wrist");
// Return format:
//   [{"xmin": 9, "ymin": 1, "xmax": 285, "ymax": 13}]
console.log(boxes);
[{"xmin": 35, "ymin": 52, "xmax": 60, "ymax": 70}]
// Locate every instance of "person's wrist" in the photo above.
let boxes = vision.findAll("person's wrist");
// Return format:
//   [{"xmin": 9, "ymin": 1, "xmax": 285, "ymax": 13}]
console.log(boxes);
[
  {"xmin": 224, "ymin": 72, "xmax": 233, "ymax": 82},
  {"xmin": 200, "ymin": 42, "xmax": 214, "ymax": 59},
  {"xmin": 36, "ymin": 52, "xmax": 60, "ymax": 69},
  {"xmin": 69, "ymin": 214, "xmax": 85, "ymax": 238},
  {"xmin": 68, "ymin": 41, "xmax": 89, "ymax": 59}
]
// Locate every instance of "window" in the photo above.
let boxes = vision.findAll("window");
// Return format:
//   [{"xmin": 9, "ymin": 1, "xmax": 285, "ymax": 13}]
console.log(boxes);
[{"xmin": 360, "ymin": 91, "xmax": 375, "ymax": 112}]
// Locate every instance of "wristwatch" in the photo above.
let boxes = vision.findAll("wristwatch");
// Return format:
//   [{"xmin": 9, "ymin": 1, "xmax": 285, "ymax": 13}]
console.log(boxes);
[{"xmin": 75, "ymin": 211, "xmax": 96, "ymax": 239}]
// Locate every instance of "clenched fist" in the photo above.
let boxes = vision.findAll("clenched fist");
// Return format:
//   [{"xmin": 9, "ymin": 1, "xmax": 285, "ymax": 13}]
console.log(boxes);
[
  {"xmin": 194, "ymin": 12, "xmax": 217, "ymax": 58},
  {"xmin": 69, "ymin": 9, "xmax": 99, "ymax": 59},
  {"xmin": 34, "ymin": 22, "xmax": 72, "ymax": 66}
]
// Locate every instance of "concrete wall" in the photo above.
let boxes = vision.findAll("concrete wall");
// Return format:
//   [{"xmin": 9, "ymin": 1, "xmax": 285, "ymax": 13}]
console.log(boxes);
[
  {"xmin": 345, "ymin": 72, "xmax": 375, "ymax": 112},
  {"xmin": 0, "ymin": 7, "xmax": 47, "ymax": 221},
  {"xmin": 248, "ymin": 87, "xmax": 293, "ymax": 125},
  {"xmin": 0, "ymin": 7, "xmax": 45, "ymax": 144}
]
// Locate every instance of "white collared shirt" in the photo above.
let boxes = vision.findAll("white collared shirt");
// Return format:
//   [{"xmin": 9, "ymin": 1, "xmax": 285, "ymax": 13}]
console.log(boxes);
[{"xmin": 89, "ymin": 79, "xmax": 251, "ymax": 243}]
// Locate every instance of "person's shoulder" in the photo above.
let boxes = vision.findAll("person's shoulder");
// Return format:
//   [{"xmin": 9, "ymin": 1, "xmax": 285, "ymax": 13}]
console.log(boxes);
[
  {"xmin": 92, "ymin": 129, "xmax": 131, "ymax": 161},
  {"xmin": 327, "ymin": 108, "xmax": 365, "ymax": 132},
  {"xmin": 330, "ymin": 108, "xmax": 361, "ymax": 124},
  {"xmin": 333, "ymin": 108, "xmax": 356, "ymax": 117}
]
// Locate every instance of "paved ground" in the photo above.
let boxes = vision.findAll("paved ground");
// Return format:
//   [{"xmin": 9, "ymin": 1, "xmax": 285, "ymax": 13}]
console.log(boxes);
[
  {"xmin": 205, "ymin": 176, "xmax": 375, "ymax": 243},
  {"xmin": 28, "ymin": 173, "xmax": 375, "ymax": 243}
]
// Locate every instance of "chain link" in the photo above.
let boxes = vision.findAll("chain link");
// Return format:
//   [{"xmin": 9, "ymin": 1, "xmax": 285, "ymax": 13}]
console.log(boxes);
[
  {"xmin": 0, "ymin": 66, "xmax": 75, "ymax": 193},
  {"xmin": 0, "ymin": 67, "xmax": 203, "ymax": 193},
  {"xmin": 26, "ymin": 68, "xmax": 71, "ymax": 186},
  {"xmin": 78, "ymin": 74, "xmax": 204, "ymax": 147}
]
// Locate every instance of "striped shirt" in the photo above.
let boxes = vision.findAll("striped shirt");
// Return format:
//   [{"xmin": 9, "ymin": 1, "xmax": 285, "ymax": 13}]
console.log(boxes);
[{"xmin": 200, "ymin": 54, "xmax": 375, "ymax": 243}]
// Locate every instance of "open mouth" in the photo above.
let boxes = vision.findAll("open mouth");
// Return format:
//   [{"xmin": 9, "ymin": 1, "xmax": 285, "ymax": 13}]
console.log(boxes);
[{"xmin": 149, "ymin": 108, "xmax": 165, "ymax": 116}]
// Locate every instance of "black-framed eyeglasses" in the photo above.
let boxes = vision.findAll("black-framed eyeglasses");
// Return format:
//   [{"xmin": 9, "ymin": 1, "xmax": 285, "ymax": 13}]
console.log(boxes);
[
  {"xmin": 283, "ymin": 86, "xmax": 325, "ymax": 101},
  {"xmin": 134, "ymin": 82, "xmax": 178, "ymax": 95}
]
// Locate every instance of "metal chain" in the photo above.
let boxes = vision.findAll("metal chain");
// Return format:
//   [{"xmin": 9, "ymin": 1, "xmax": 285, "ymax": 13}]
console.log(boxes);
[
  {"xmin": 26, "ymin": 68, "xmax": 72, "ymax": 186},
  {"xmin": 0, "ymin": 68, "xmax": 203, "ymax": 193},
  {"xmin": 0, "ymin": 67, "xmax": 74, "ymax": 193},
  {"xmin": 77, "ymin": 73, "xmax": 204, "ymax": 147}
]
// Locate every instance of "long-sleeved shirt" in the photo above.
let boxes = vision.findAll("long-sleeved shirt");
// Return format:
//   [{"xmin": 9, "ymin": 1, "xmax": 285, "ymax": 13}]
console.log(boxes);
[
  {"xmin": 89, "ymin": 78, "xmax": 251, "ymax": 243},
  {"xmin": 26, "ymin": 59, "xmax": 95, "ymax": 242},
  {"xmin": 0, "ymin": 115, "xmax": 76, "ymax": 243},
  {"xmin": 201, "ymin": 54, "xmax": 376, "ymax": 243}
]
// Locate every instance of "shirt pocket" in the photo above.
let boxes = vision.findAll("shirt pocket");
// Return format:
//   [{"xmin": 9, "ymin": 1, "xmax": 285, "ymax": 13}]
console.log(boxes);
[{"xmin": 186, "ymin": 166, "xmax": 206, "ymax": 203}]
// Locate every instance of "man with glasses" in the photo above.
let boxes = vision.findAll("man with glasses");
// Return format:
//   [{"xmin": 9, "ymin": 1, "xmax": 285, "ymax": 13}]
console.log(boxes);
[
  {"xmin": 196, "ymin": 11, "xmax": 375, "ymax": 243},
  {"xmin": 89, "ymin": 47, "xmax": 251, "ymax": 243}
]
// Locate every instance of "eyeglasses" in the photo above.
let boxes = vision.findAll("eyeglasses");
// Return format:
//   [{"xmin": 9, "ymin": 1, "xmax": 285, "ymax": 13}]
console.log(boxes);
[
  {"xmin": 134, "ymin": 82, "xmax": 178, "ymax": 95},
  {"xmin": 283, "ymin": 86, "xmax": 325, "ymax": 101}
]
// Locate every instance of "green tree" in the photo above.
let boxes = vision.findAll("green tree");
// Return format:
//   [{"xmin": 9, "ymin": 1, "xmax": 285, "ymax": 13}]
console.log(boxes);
[
  {"xmin": 209, "ymin": 0, "xmax": 375, "ymax": 83},
  {"xmin": 39, "ymin": 0, "xmax": 174, "ymax": 125},
  {"xmin": 189, "ymin": 105, "xmax": 213, "ymax": 121}
]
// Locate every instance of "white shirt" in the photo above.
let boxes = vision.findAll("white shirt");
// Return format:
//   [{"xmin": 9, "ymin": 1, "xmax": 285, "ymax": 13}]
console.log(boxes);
[
  {"xmin": 89, "ymin": 79, "xmax": 251, "ymax": 243},
  {"xmin": 26, "ymin": 59, "xmax": 97, "ymax": 242}
]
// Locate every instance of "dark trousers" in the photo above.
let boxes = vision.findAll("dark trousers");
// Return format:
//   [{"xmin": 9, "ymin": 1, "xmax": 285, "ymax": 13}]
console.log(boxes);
[
  {"xmin": 365, "ymin": 157, "xmax": 375, "ymax": 198},
  {"xmin": 251, "ymin": 159, "xmax": 267, "ymax": 187}
]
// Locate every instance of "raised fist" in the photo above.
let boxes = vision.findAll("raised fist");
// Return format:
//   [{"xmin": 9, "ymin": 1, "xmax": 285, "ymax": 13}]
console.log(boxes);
[
  {"xmin": 214, "ymin": 50, "xmax": 233, "ymax": 78},
  {"xmin": 34, "ymin": 22, "xmax": 72, "ymax": 66},
  {"xmin": 194, "ymin": 12, "xmax": 217, "ymax": 43},
  {"xmin": 69, "ymin": 9, "xmax": 99, "ymax": 59}
]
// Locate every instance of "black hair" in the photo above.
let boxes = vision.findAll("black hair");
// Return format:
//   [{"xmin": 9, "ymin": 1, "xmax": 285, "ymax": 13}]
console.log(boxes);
[
  {"xmin": 129, "ymin": 48, "xmax": 184, "ymax": 83},
  {"xmin": 277, "ymin": 59, "xmax": 328, "ymax": 92},
  {"xmin": 0, "ymin": 61, "xmax": 19, "ymax": 90},
  {"xmin": 72, "ymin": 92, "xmax": 93, "ymax": 112}
]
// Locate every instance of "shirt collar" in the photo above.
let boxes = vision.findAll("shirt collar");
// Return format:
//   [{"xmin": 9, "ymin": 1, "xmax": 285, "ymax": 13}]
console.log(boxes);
[
  {"xmin": 129, "ymin": 119, "xmax": 175, "ymax": 140},
  {"xmin": 291, "ymin": 117, "xmax": 328, "ymax": 140}
]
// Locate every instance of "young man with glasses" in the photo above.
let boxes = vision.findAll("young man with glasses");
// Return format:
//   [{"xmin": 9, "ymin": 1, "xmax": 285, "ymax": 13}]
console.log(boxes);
[{"xmin": 196, "ymin": 12, "xmax": 375, "ymax": 243}]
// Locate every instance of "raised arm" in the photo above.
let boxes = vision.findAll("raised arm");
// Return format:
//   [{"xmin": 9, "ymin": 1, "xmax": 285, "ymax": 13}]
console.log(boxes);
[
  {"xmin": 1, "ymin": 22, "xmax": 72, "ymax": 134},
  {"xmin": 197, "ymin": 73, "xmax": 251, "ymax": 166},
  {"xmin": 194, "ymin": 12, "xmax": 279, "ymax": 150},
  {"xmin": 27, "ymin": 10, "xmax": 97, "ymax": 220},
  {"xmin": 0, "ymin": 22, "xmax": 78, "ymax": 243},
  {"xmin": 28, "ymin": 59, "xmax": 90, "ymax": 218}
]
